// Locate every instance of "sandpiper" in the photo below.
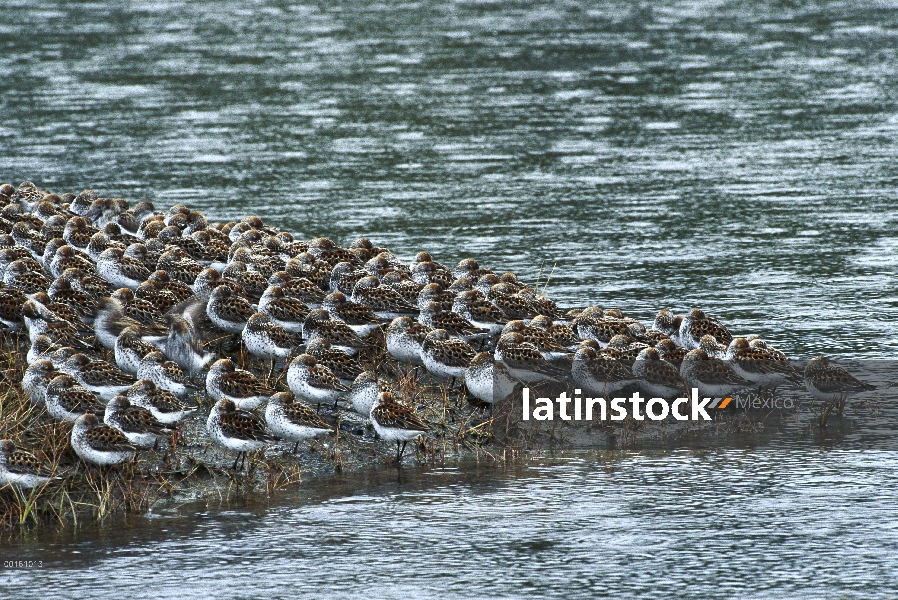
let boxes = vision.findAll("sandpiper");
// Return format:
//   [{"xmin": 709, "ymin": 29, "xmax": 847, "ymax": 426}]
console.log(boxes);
[
  {"xmin": 206, "ymin": 285, "xmax": 255, "ymax": 334},
  {"xmin": 222, "ymin": 260, "xmax": 269, "ymax": 299},
  {"xmin": 49, "ymin": 245, "xmax": 95, "ymax": 278},
  {"xmin": 370, "ymin": 391, "xmax": 429, "ymax": 464},
  {"xmin": 351, "ymin": 276, "xmax": 417, "ymax": 319},
  {"xmin": 465, "ymin": 352, "xmax": 519, "ymax": 405},
  {"xmin": 96, "ymin": 247, "xmax": 150, "ymax": 290},
  {"xmin": 26, "ymin": 334, "xmax": 56, "ymax": 364},
  {"xmin": 494, "ymin": 332, "xmax": 569, "ymax": 384},
  {"xmin": 571, "ymin": 345, "xmax": 637, "ymax": 397},
  {"xmin": 104, "ymin": 396, "xmax": 171, "ymax": 449},
  {"xmin": 305, "ymin": 337, "xmax": 365, "ymax": 383},
  {"xmin": 385, "ymin": 316, "xmax": 431, "ymax": 366},
  {"xmin": 698, "ymin": 334, "xmax": 728, "ymax": 359},
  {"xmin": 381, "ymin": 271, "xmax": 422, "ymax": 306},
  {"xmin": 0, "ymin": 286, "xmax": 27, "ymax": 330},
  {"xmin": 137, "ymin": 351, "xmax": 200, "ymax": 399},
  {"xmin": 0, "ymin": 439, "xmax": 60, "ymax": 490},
  {"xmin": 725, "ymin": 337, "xmax": 800, "ymax": 390},
  {"xmin": 421, "ymin": 329, "xmax": 476, "ymax": 381},
  {"xmin": 678, "ymin": 309, "xmax": 733, "ymax": 350},
  {"xmin": 125, "ymin": 379, "xmax": 197, "ymax": 425},
  {"xmin": 655, "ymin": 339, "xmax": 688, "ymax": 367},
  {"xmin": 71, "ymin": 413, "xmax": 137, "ymax": 466},
  {"xmin": 348, "ymin": 371, "xmax": 384, "ymax": 416},
  {"xmin": 111, "ymin": 287, "xmax": 165, "ymax": 328},
  {"xmin": 680, "ymin": 349, "xmax": 752, "ymax": 399},
  {"xmin": 265, "ymin": 392, "xmax": 332, "ymax": 453},
  {"xmin": 502, "ymin": 320, "xmax": 570, "ymax": 361},
  {"xmin": 416, "ymin": 283, "xmax": 454, "ymax": 313},
  {"xmin": 329, "ymin": 261, "xmax": 368, "ymax": 295},
  {"xmin": 411, "ymin": 261, "xmax": 452, "ymax": 287},
  {"xmin": 164, "ymin": 314, "xmax": 213, "ymax": 379},
  {"xmin": 267, "ymin": 272, "xmax": 325, "ymax": 307},
  {"xmin": 23, "ymin": 359, "xmax": 58, "ymax": 406},
  {"xmin": 114, "ymin": 326, "xmax": 157, "ymax": 375},
  {"xmin": 418, "ymin": 301, "xmax": 488, "ymax": 340},
  {"xmin": 302, "ymin": 309, "xmax": 373, "ymax": 355},
  {"xmin": 22, "ymin": 300, "xmax": 91, "ymax": 349},
  {"xmin": 258, "ymin": 285, "xmax": 310, "ymax": 333},
  {"xmin": 322, "ymin": 291, "xmax": 385, "ymax": 337},
  {"xmin": 633, "ymin": 347, "xmax": 688, "ymax": 399},
  {"xmin": 487, "ymin": 285, "xmax": 538, "ymax": 321},
  {"xmin": 191, "ymin": 267, "xmax": 223, "ymax": 298},
  {"xmin": 4, "ymin": 260, "xmax": 50, "ymax": 294},
  {"xmin": 207, "ymin": 398, "xmax": 277, "ymax": 470},
  {"xmin": 94, "ymin": 297, "xmax": 167, "ymax": 350},
  {"xmin": 206, "ymin": 358, "xmax": 274, "ymax": 410},
  {"xmin": 242, "ymin": 312, "xmax": 297, "ymax": 364},
  {"xmin": 64, "ymin": 353, "xmax": 135, "ymax": 402},
  {"xmin": 45, "ymin": 372, "xmax": 107, "ymax": 422},
  {"xmin": 47, "ymin": 277, "xmax": 98, "ymax": 323},
  {"xmin": 452, "ymin": 290, "xmax": 508, "ymax": 337},
  {"xmin": 529, "ymin": 315, "xmax": 580, "ymax": 349},
  {"xmin": 804, "ymin": 356, "xmax": 875, "ymax": 402},
  {"xmin": 287, "ymin": 354, "xmax": 350, "ymax": 409}
]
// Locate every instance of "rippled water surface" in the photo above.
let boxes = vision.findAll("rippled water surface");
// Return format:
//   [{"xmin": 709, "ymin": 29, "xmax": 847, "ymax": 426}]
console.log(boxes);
[{"xmin": 1, "ymin": 0, "xmax": 897, "ymax": 596}]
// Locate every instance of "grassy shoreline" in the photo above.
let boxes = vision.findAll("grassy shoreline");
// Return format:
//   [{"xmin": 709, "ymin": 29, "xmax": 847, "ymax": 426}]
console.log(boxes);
[{"xmin": 0, "ymin": 327, "xmax": 510, "ymax": 530}]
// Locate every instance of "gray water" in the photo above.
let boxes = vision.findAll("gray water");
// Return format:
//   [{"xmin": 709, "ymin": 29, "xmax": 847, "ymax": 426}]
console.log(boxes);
[{"xmin": 1, "ymin": 0, "xmax": 897, "ymax": 596}]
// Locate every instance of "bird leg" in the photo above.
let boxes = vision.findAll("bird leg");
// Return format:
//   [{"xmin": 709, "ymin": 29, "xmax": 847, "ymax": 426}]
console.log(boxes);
[
  {"xmin": 232, "ymin": 452, "xmax": 241, "ymax": 471},
  {"xmin": 238, "ymin": 341, "xmax": 248, "ymax": 370},
  {"xmin": 292, "ymin": 441, "xmax": 299, "ymax": 454}
]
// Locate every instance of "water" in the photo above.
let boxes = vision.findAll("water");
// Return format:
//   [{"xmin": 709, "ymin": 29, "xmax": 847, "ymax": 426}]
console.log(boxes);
[{"xmin": 1, "ymin": 0, "xmax": 897, "ymax": 596}]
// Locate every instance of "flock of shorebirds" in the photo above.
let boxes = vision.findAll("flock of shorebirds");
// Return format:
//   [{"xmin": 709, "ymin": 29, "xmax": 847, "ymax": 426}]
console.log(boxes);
[{"xmin": 0, "ymin": 181, "xmax": 878, "ymax": 491}]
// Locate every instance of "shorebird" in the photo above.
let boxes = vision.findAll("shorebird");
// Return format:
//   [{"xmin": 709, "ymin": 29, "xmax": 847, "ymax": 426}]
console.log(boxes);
[
  {"xmin": 322, "ymin": 291, "xmax": 386, "ymax": 338},
  {"xmin": 347, "ymin": 371, "xmax": 384, "ymax": 416},
  {"xmin": 302, "ymin": 309, "xmax": 373, "ymax": 355},
  {"xmin": 242, "ymin": 312, "xmax": 297, "ymax": 365},
  {"xmin": 0, "ymin": 439, "xmax": 61, "ymax": 491},
  {"xmin": 370, "ymin": 392, "xmax": 429, "ymax": 464},
  {"xmin": 71, "ymin": 414, "xmax": 138, "ymax": 467},
  {"xmin": 678, "ymin": 309, "xmax": 733, "ymax": 350},
  {"xmin": 64, "ymin": 354, "xmax": 135, "ymax": 402},
  {"xmin": 680, "ymin": 349, "xmax": 752, "ymax": 399},
  {"xmin": 286, "ymin": 354, "xmax": 349, "ymax": 411},
  {"xmin": 125, "ymin": 379, "xmax": 197, "ymax": 425},
  {"xmin": 104, "ymin": 396, "xmax": 172, "ymax": 449},
  {"xmin": 305, "ymin": 337, "xmax": 364, "ymax": 383},
  {"xmin": 207, "ymin": 399, "xmax": 276, "ymax": 470},
  {"xmin": 385, "ymin": 316, "xmax": 431, "ymax": 366},
  {"xmin": 494, "ymin": 332, "xmax": 569, "ymax": 384},
  {"xmin": 571, "ymin": 345, "xmax": 637, "ymax": 397},
  {"xmin": 633, "ymin": 347, "xmax": 688, "ymax": 399},
  {"xmin": 206, "ymin": 285, "xmax": 255, "ymax": 334},
  {"xmin": 265, "ymin": 392, "xmax": 332, "ymax": 454},
  {"xmin": 137, "ymin": 351, "xmax": 200, "ymax": 399},
  {"xmin": 22, "ymin": 359, "xmax": 58, "ymax": 406},
  {"xmin": 421, "ymin": 329, "xmax": 476, "ymax": 383},
  {"xmin": 206, "ymin": 358, "xmax": 274, "ymax": 410},
  {"xmin": 804, "ymin": 356, "xmax": 875, "ymax": 402},
  {"xmin": 114, "ymin": 326, "xmax": 157, "ymax": 376},
  {"xmin": 258, "ymin": 285, "xmax": 310, "ymax": 333},
  {"xmin": 725, "ymin": 337, "xmax": 800, "ymax": 391},
  {"xmin": 465, "ymin": 352, "xmax": 519, "ymax": 405},
  {"xmin": 351, "ymin": 276, "xmax": 417, "ymax": 319},
  {"xmin": 96, "ymin": 247, "xmax": 149, "ymax": 290},
  {"xmin": 45, "ymin": 374, "xmax": 107, "ymax": 422}
]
